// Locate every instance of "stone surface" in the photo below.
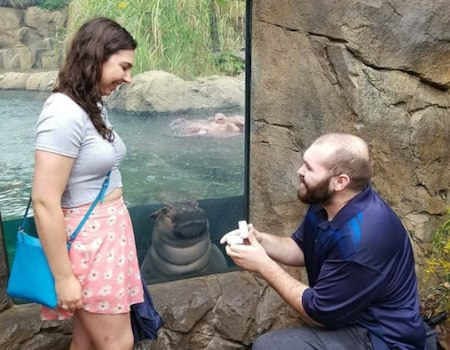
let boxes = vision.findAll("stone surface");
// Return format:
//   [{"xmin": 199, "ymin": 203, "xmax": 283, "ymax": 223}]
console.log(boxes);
[
  {"xmin": 143, "ymin": 271, "xmax": 299, "ymax": 350},
  {"xmin": 0, "ymin": 72, "xmax": 31, "ymax": 89},
  {"xmin": 24, "ymin": 6, "xmax": 67, "ymax": 38},
  {"xmin": 255, "ymin": 0, "xmax": 450, "ymax": 87},
  {"xmin": 107, "ymin": 70, "xmax": 244, "ymax": 114},
  {"xmin": 0, "ymin": 7, "xmax": 22, "ymax": 32},
  {"xmin": 0, "ymin": 71, "xmax": 57, "ymax": 90},
  {"xmin": 0, "ymin": 6, "xmax": 65, "ymax": 70},
  {"xmin": 0, "ymin": 305, "xmax": 71, "ymax": 350},
  {"xmin": 250, "ymin": 0, "xmax": 449, "ymax": 245},
  {"xmin": 25, "ymin": 71, "xmax": 57, "ymax": 90},
  {"xmin": 0, "ymin": 47, "xmax": 34, "ymax": 70}
]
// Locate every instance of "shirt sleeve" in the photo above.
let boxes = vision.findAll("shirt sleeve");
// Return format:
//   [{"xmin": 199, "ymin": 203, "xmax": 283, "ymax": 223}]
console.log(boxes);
[
  {"xmin": 302, "ymin": 260, "xmax": 383, "ymax": 328},
  {"xmin": 291, "ymin": 207, "xmax": 314, "ymax": 250},
  {"xmin": 35, "ymin": 95, "xmax": 86, "ymax": 158},
  {"xmin": 291, "ymin": 222, "xmax": 305, "ymax": 251}
]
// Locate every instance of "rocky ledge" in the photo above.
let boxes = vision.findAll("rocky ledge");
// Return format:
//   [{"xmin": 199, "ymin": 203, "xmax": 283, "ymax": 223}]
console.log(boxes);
[{"xmin": 0, "ymin": 70, "xmax": 245, "ymax": 115}]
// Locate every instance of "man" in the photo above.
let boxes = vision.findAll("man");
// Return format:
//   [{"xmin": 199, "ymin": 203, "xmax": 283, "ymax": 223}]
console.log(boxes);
[{"xmin": 221, "ymin": 133, "xmax": 427, "ymax": 349}]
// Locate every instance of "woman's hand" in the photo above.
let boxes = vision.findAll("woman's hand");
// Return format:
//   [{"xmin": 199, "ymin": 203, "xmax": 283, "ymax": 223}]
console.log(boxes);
[{"xmin": 55, "ymin": 274, "xmax": 83, "ymax": 312}]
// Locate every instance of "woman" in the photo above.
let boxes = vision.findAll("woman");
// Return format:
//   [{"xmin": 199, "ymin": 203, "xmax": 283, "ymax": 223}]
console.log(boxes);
[{"xmin": 32, "ymin": 17, "xmax": 142, "ymax": 350}]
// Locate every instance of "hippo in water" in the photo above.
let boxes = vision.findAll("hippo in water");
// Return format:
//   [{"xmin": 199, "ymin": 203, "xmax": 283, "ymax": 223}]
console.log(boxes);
[
  {"xmin": 169, "ymin": 113, "xmax": 244, "ymax": 138},
  {"xmin": 140, "ymin": 201, "xmax": 228, "ymax": 282}
]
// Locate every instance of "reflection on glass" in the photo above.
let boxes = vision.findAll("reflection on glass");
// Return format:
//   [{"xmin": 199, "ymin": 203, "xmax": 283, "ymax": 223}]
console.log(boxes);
[
  {"xmin": 141, "ymin": 201, "xmax": 228, "ymax": 282},
  {"xmin": 0, "ymin": 0, "xmax": 246, "ymax": 286}
]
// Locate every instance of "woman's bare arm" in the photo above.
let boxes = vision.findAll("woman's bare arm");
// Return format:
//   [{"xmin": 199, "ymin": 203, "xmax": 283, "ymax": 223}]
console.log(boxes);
[{"xmin": 32, "ymin": 150, "xmax": 82, "ymax": 311}]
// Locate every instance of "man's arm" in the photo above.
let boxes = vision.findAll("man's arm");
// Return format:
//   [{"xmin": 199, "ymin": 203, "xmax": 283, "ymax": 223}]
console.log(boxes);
[
  {"xmin": 254, "ymin": 228, "xmax": 305, "ymax": 266},
  {"xmin": 225, "ymin": 232, "xmax": 321, "ymax": 326},
  {"xmin": 221, "ymin": 225, "xmax": 305, "ymax": 266},
  {"xmin": 258, "ymin": 256, "xmax": 321, "ymax": 326}
]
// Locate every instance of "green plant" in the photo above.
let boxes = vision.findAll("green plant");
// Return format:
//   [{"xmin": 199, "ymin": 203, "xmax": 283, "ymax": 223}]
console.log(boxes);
[
  {"xmin": 67, "ymin": 0, "xmax": 245, "ymax": 78},
  {"xmin": 214, "ymin": 50, "xmax": 244, "ymax": 76},
  {"xmin": 7, "ymin": 0, "xmax": 39, "ymax": 8},
  {"xmin": 37, "ymin": 0, "xmax": 70, "ymax": 10},
  {"xmin": 422, "ymin": 208, "xmax": 450, "ymax": 319}
]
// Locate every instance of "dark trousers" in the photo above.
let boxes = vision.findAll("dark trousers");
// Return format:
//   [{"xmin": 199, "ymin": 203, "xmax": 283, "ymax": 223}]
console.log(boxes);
[{"xmin": 252, "ymin": 325, "xmax": 373, "ymax": 350}]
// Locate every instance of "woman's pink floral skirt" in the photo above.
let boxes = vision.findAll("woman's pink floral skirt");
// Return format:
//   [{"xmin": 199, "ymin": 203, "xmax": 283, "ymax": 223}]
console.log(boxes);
[{"xmin": 41, "ymin": 196, "xmax": 144, "ymax": 320}]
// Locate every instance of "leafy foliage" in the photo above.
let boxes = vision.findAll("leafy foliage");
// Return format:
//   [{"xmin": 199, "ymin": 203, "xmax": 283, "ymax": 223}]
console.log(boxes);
[
  {"xmin": 68, "ymin": 0, "xmax": 245, "ymax": 78},
  {"xmin": 214, "ymin": 50, "xmax": 245, "ymax": 76},
  {"xmin": 37, "ymin": 0, "xmax": 70, "ymax": 10},
  {"xmin": 422, "ymin": 208, "xmax": 450, "ymax": 319}
]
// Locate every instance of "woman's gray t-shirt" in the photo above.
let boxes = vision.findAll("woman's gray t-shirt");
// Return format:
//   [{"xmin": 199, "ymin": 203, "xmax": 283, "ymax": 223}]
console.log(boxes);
[{"xmin": 35, "ymin": 93, "xmax": 126, "ymax": 208}]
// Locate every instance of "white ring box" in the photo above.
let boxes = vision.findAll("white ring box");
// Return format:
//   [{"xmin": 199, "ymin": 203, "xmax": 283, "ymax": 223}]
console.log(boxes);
[
  {"xmin": 223, "ymin": 220, "xmax": 249, "ymax": 245},
  {"xmin": 238, "ymin": 220, "xmax": 249, "ymax": 239},
  {"xmin": 227, "ymin": 235, "xmax": 244, "ymax": 245}
]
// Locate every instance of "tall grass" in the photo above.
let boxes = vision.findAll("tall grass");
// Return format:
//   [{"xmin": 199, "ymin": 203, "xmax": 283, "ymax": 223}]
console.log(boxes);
[
  {"xmin": 67, "ymin": 0, "xmax": 245, "ymax": 79},
  {"xmin": 422, "ymin": 208, "xmax": 450, "ymax": 319}
]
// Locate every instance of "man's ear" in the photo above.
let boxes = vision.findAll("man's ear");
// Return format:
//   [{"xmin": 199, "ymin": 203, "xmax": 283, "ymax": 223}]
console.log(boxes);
[{"xmin": 333, "ymin": 173, "xmax": 351, "ymax": 191}]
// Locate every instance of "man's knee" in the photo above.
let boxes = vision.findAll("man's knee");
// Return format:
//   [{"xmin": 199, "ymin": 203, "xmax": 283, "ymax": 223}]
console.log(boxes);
[
  {"xmin": 252, "ymin": 329, "xmax": 312, "ymax": 350},
  {"xmin": 252, "ymin": 327, "xmax": 322, "ymax": 350},
  {"xmin": 252, "ymin": 332, "xmax": 277, "ymax": 350}
]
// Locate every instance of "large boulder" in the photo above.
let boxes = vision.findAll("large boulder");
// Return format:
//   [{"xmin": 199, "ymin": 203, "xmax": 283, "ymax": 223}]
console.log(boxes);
[
  {"xmin": 107, "ymin": 70, "xmax": 244, "ymax": 114},
  {"xmin": 25, "ymin": 70, "xmax": 57, "ymax": 90},
  {"xmin": 148, "ymin": 271, "xmax": 300, "ymax": 350},
  {"xmin": 0, "ymin": 304, "xmax": 71, "ymax": 350},
  {"xmin": 0, "ymin": 72, "xmax": 29, "ymax": 89},
  {"xmin": 0, "ymin": 71, "xmax": 57, "ymax": 90}
]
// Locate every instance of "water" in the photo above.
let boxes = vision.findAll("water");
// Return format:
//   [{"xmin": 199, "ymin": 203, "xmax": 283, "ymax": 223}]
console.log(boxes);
[
  {"xmin": 0, "ymin": 89, "xmax": 246, "ymax": 284},
  {"xmin": 0, "ymin": 90, "xmax": 245, "ymax": 219}
]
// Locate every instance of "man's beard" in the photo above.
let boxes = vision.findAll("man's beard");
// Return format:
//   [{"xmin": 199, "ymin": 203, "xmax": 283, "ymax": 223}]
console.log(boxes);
[{"xmin": 297, "ymin": 175, "xmax": 334, "ymax": 205}]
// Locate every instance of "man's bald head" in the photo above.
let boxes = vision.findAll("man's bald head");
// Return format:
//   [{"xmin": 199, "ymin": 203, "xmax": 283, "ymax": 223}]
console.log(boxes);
[{"xmin": 309, "ymin": 133, "xmax": 372, "ymax": 191}]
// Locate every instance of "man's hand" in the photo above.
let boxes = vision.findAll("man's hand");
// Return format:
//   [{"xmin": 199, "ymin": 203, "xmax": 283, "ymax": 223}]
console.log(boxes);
[
  {"xmin": 223, "ymin": 224, "xmax": 320, "ymax": 326},
  {"xmin": 220, "ymin": 228, "xmax": 243, "ymax": 245},
  {"xmin": 220, "ymin": 223, "xmax": 262, "ymax": 245},
  {"xmin": 224, "ymin": 229, "xmax": 273, "ymax": 273}
]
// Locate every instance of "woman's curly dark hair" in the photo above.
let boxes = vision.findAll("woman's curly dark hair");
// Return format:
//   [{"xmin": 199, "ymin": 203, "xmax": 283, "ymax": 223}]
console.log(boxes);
[{"xmin": 54, "ymin": 17, "xmax": 137, "ymax": 141}]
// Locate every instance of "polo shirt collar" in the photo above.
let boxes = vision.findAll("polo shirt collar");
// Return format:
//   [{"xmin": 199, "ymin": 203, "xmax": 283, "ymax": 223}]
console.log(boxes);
[{"xmin": 311, "ymin": 185, "xmax": 373, "ymax": 230}]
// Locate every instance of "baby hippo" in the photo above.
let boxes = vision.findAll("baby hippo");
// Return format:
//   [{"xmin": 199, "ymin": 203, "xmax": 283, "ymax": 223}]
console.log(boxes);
[{"xmin": 140, "ymin": 201, "xmax": 228, "ymax": 282}]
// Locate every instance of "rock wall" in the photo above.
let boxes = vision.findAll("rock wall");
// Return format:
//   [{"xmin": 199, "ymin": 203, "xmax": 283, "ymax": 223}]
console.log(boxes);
[
  {"xmin": 0, "ymin": 269, "xmax": 302, "ymax": 350},
  {"xmin": 0, "ymin": 6, "xmax": 66, "ymax": 71},
  {"xmin": 250, "ymin": 0, "xmax": 450, "ymax": 271}
]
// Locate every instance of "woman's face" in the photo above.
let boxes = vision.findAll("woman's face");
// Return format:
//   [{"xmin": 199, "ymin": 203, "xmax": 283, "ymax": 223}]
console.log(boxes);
[{"xmin": 99, "ymin": 49, "xmax": 135, "ymax": 96}]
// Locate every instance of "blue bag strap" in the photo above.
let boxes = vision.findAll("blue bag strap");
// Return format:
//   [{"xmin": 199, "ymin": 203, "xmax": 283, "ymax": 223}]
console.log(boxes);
[
  {"xmin": 67, "ymin": 171, "xmax": 111, "ymax": 249},
  {"xmin": 20, "ymin": 171, "xmax": 111, "ymax": 250},
  {"xmin": 19, "ymin": 197, "xmax": 33, "ymax": 230}
]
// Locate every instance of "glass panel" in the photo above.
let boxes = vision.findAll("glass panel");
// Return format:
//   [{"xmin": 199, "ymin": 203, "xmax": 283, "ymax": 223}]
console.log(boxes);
[{"xmin": 0, "ymin": 0, "xmax": 248, "ymax": 287}]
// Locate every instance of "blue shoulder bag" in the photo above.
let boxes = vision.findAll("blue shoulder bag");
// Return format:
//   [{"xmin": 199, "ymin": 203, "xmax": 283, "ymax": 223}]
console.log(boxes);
[{"xmin": 6, "ymin": 172, "xmax": 110, "ymax": 308}]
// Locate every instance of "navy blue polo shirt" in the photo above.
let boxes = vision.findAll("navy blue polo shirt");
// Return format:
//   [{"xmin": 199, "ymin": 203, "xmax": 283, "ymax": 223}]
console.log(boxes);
[{"xmin": 292, "ymin": 186, "xmax": 426, "ymax": 350}]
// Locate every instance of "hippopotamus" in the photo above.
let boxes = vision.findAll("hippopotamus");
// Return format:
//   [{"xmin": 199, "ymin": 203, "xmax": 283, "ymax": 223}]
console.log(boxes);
[
  {"xmin": 140, "ymin": 200, "xmax": 228, "ymax": 282},
  {"xmin": 169, "ymin": 113, "xmax": 244, "ymax": 138}
]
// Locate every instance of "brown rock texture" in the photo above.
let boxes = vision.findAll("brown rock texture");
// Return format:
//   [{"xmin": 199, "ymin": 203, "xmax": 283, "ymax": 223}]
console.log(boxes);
[{"xmin": 250, "ymin": 0, "xmax": 449, "ymax": 248}]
